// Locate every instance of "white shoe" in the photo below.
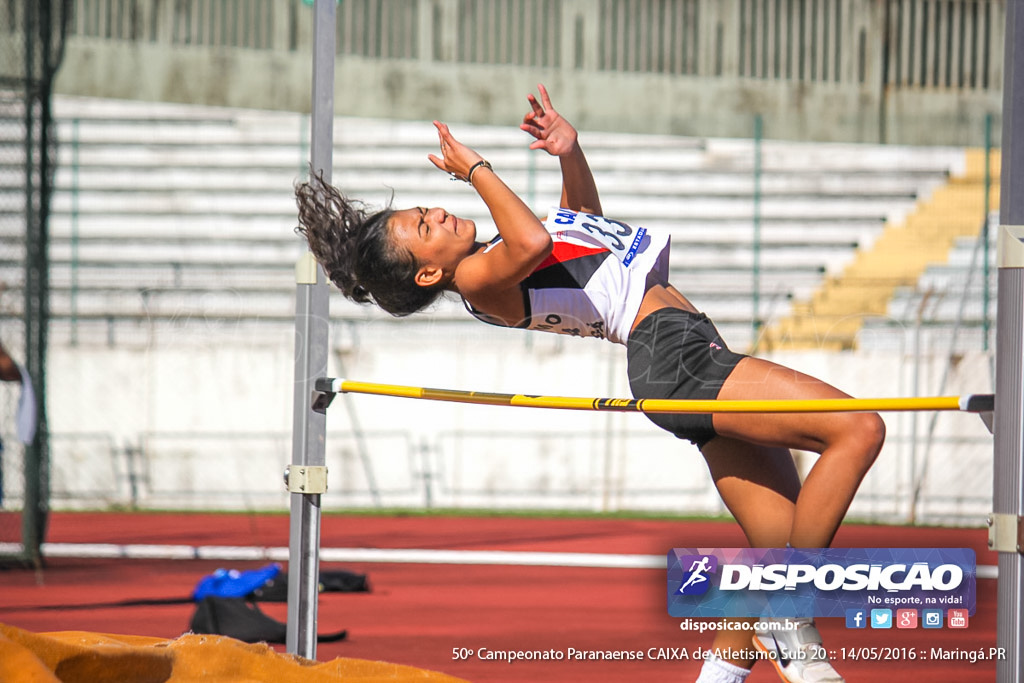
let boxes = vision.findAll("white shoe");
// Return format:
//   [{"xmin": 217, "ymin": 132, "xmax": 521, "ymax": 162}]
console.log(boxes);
[{"xmin": 752, "ymin": 618, "xmax": 844, "ymax": 683}]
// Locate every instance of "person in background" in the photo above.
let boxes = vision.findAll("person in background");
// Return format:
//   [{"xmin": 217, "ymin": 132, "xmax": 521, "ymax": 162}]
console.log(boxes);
[
  {"xmin": 0, "ymin": 340, "xmax": 38, "ymax": 508},
  {"xmin": 0, "ymin": 341, "xmax": 22, "ymax": 383}
]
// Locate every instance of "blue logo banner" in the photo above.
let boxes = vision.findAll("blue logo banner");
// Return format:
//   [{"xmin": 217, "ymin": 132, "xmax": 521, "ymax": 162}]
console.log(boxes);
[{"xmin": 667, "ymin": 548, "xmax": 976, "ymax": 618}]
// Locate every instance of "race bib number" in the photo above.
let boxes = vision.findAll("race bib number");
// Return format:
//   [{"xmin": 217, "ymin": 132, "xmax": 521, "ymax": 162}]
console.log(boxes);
[{"xmin": 547, "ymin": 207, "xmax": 648, "ymax": 267}]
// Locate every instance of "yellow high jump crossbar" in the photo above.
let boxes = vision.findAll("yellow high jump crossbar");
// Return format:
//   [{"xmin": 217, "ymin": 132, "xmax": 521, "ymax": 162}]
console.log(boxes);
[{"xmin": 313, "ymin": 378, "xmax": 995, "ymax": 416}]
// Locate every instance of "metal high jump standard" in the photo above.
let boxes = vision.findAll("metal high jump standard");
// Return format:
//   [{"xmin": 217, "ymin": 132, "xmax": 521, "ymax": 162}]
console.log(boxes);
[
  {"xmin": 287, "ymin": 2, "xmax": 1024, "ymax": 679},
  {"xmin": 994, "ymin": 2, "xmax": 1024, "ymax": 681},
  {"xmin": 287, "ymin": 0, "xmax": 334, "ymax": 659}
]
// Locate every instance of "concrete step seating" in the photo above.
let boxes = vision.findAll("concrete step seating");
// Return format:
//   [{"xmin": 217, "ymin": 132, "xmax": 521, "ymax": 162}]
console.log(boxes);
[
  {"xmin": 765, "ymin": 150, "xmax": 999, "ymax": 351},
  {"xmin": 854, "ymin": 226, "xmax": 998, "ymax": 351},
  {"xmin": 0, "ymin": 96, "xmax": 965, "ymax": 350}
]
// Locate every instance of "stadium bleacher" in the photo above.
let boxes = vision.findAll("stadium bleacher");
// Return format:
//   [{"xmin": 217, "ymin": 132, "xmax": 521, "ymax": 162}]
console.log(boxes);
[
  {"xmin": 859, "ymin": 220, "xmax": 998, "ymax": 353},
  {"xmin": 5, "ymin": 95, "xmax": 965, "ymax": 352},
  {"xmin": 0, "ymin": 95, "xmax": 998, "ymax": 520}
]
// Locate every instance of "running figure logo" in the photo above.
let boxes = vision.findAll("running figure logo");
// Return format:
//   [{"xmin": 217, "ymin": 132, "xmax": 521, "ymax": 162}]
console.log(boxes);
[{"xmin": 677, "ymin": 554, "xmax": 718, "ymax": 595}]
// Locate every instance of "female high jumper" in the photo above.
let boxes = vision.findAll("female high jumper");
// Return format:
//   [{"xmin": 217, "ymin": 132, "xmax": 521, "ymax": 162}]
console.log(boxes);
[{"xmin": 295, "ymin": 85, "xmax": 885, "ymax": 683}]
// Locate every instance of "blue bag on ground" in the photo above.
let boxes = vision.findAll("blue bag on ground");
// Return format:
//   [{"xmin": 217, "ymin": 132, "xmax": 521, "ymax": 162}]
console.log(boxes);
[{"xmin": 192, "ymin": 563, "xmax": 282, "ymax": 601}]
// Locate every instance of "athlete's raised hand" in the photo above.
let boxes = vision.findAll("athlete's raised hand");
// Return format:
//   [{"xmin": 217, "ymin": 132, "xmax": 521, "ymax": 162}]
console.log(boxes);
[
  {"xmin": 427, "ymin": 121, "xmax": 484, "ymax": 181},
  {"xmin": 520, "ymin": 84, "xmax": 578, "ymax": 157}
]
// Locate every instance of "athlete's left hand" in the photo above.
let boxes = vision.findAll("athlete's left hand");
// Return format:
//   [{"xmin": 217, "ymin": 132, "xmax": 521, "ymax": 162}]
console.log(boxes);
[
  {"xmin": 427, "ymin": 121, "xmax": 484, "ymax": 181},
  {"xmin": 520, "ymin": 84, "xmax": 578, "ymax": 157}
]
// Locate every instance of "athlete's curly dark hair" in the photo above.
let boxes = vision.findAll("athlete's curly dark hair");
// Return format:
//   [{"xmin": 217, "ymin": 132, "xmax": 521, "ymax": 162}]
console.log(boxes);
[{"xmin": 294, "ymin": 171, "xmax": 445, "ymax": 316}]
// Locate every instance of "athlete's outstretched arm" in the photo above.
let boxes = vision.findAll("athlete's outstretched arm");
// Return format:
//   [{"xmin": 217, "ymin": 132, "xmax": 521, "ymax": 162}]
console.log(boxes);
[{"xmin": 520, "ymin": 84, "xmax": 602, "ymax": 216}]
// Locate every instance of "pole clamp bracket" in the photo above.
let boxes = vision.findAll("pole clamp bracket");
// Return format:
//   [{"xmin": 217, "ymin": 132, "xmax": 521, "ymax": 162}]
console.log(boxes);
[
  {"xmin": 987, "ymin": 513, "xmax": 1024, "ymax": 553},
  {"xmin": 296, "ymin": 252, "xmax": 320, "ymax": 284},
  {"xmin": 284, "ymin": 465, "xmax": 328, "ymax": 494},
  {"xmin": 311, "ymin": 378, "xmax": 339, "ymax": 414}
]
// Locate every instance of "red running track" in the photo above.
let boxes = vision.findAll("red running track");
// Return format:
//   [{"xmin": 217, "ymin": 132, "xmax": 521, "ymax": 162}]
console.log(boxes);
[{"xmin": 0, "ymin": 512, "xmax": 1000, "ymax": 682}]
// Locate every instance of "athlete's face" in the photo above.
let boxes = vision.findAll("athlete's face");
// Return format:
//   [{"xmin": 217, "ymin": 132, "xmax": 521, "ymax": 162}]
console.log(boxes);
[{"xmin": 390, "ymin": 206, "xmax": 477, "ymax": 288}]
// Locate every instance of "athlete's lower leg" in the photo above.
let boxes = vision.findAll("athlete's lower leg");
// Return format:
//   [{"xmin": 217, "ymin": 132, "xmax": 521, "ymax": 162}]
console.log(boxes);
[
  {"xmin": 787, "ymin": 416, "xmax": 884, "ymax": 547},
  {"xmin": 710, "ymin": 357, "xmax": 885, "ymax": 548},
  {"xmin": 700, "ymin": 438, "xmax": 800, "ymax": 672}
]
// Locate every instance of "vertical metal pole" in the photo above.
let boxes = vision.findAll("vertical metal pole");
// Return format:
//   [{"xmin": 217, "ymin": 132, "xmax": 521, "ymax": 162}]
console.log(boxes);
[
  {"xmin": 71, "ymin": 117, "xmax": 79, "ymax": 345},
  {"xmin": 22, "ymin": 0, "xmax": 51, "ymax": 569},
  {"xmin": 984, "ymin": 113, "xmax": 992, "ymax": 351},
  {"xmin": 287, "ymin": 0, "xmax": 336, "ymax": 659},
  {"xmin": 994, "ymin": 3, "xmax": 1024, "ymax": 681},
  {"xmin": 752, "ymin": 114, "xmax": 763, "ymax": 340},
  {"xmin": 22, "ymin": 0, "xmax": 41, "ymax": 568}
]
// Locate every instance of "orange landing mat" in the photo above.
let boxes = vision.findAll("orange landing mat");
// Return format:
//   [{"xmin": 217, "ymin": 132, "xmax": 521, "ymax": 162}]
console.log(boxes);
[{"xmin": 0, "ymin": 623, "xmax": 468, "ymax": 683}]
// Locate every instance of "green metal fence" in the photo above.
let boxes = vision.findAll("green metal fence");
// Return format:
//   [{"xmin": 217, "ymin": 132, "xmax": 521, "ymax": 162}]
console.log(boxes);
[
  {"xmin": 60, "ymin": 0, "xmax": 1004, "ymax": 87},
  {"xmin": 0, "ymin": 0, "xmax": 68, "ymax": 566}
]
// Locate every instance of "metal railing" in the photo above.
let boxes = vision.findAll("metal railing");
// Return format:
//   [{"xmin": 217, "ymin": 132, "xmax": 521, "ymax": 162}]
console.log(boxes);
[
  {"xmin": 37, "ymin": 424, "xmax": 992, "ymax": 523},
  {"xmin": 60, "ymin": 0, "xmax": 1003, "ymax": 92}
]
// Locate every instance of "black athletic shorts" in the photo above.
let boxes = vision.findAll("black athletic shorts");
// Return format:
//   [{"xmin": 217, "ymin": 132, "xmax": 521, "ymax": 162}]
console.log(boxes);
[{"xmin": 626, "ymin": 307, "xmax": 747, "ymax": 448}]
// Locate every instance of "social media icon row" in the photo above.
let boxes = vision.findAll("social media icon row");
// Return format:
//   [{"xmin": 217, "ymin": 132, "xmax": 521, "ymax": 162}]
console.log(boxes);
[{"xmin": 845, "ymin": 608, "xmax": 969, "ymax": 629}]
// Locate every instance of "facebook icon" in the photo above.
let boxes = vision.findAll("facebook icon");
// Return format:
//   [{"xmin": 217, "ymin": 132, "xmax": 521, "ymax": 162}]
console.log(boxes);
[{"xmin": 846, "ymin": 609, "xmax": 867, "ymax": 629}]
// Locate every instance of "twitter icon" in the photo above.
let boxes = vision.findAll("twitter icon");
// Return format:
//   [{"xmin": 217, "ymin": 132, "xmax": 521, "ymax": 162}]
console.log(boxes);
[{"xmin": 871, "ymin": 609, "xmax": 893, "ymax": 629}]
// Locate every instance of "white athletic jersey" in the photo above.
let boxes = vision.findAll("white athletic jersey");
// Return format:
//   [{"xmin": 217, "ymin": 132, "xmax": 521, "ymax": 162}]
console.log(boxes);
[{"xmin": 463, "ymin": 207, "xmax": 670, "ymax": 345}]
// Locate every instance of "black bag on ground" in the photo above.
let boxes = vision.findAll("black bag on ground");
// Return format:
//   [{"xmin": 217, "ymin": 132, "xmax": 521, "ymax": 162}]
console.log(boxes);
[
  {"xmin": 189, "ymin": 597, "xmax": 347, "ymax": 644},
  {"xmin": 249, "ymin": 570, "xmax": 370, "ymax": 602}
]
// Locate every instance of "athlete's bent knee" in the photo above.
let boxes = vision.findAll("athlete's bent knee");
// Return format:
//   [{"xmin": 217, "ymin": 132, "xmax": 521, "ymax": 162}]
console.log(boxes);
[{"xmin": 849, "ymin": 412, "xmax": 885, "ymax": 469}]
